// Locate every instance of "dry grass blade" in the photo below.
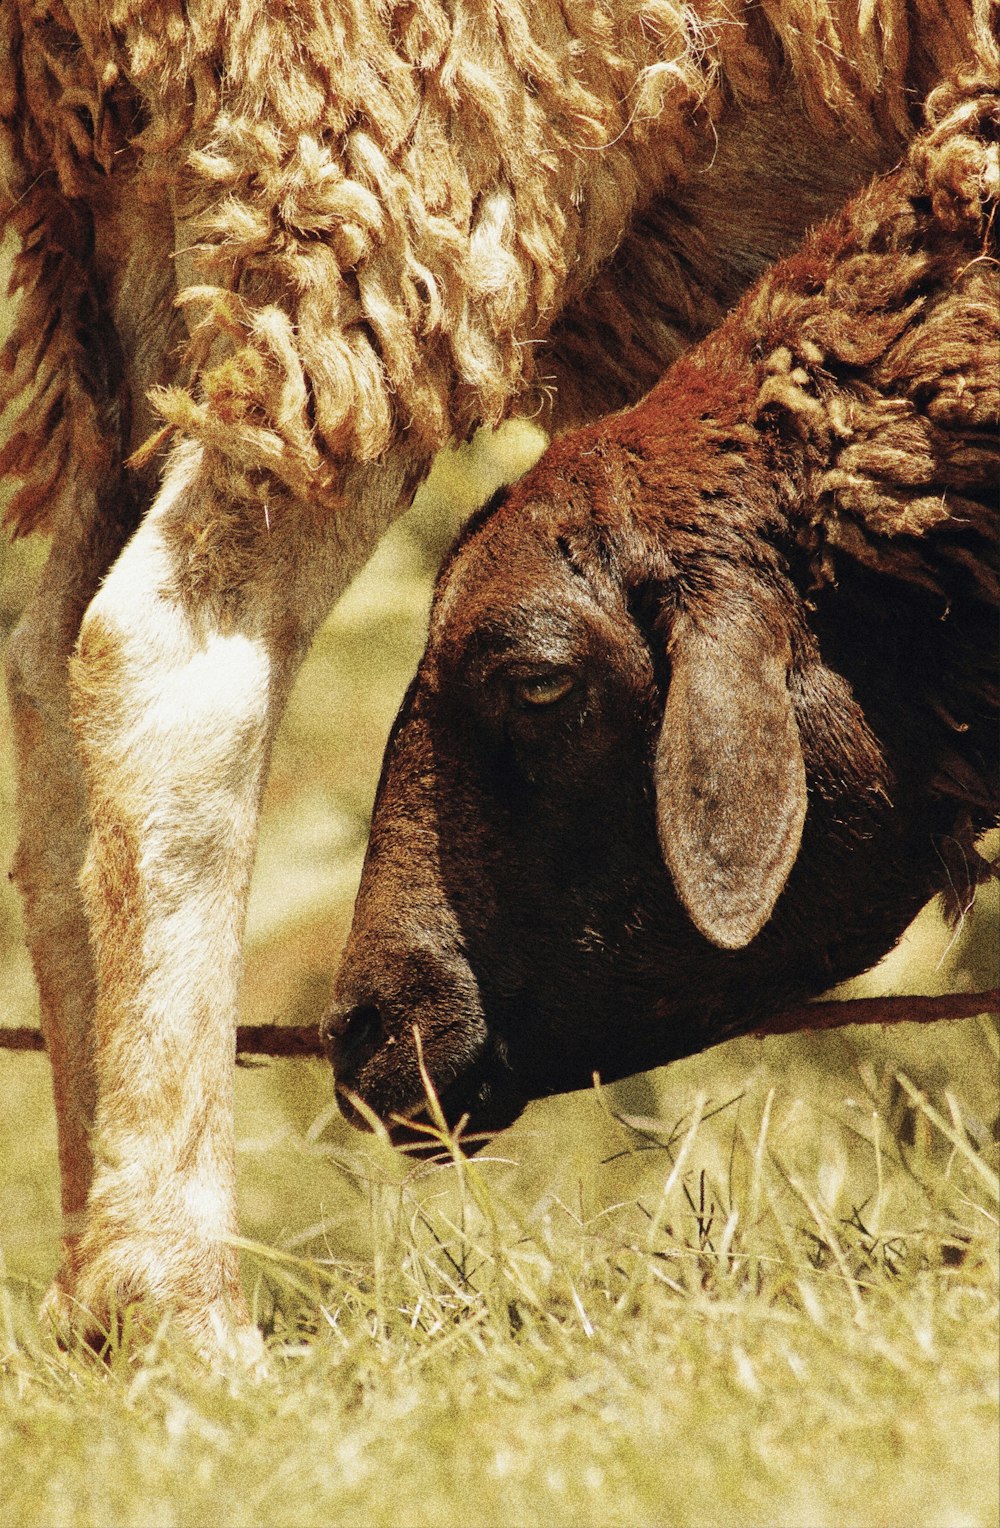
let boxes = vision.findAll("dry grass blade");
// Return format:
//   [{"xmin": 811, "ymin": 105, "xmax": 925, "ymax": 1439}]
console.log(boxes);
[{"xmin": 894, "ymin": 1073, "xmax": 1000, "ymax": 1200}]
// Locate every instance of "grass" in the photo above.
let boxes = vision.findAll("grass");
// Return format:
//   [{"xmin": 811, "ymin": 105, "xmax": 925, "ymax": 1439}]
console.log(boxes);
[
  {"xmin": 1, "ymin": 1044, "xmax": 997, "ymax": 1528},
  {"xmin": 1, "ymin": 424, "xmax": 998, "ymax": 1526}
]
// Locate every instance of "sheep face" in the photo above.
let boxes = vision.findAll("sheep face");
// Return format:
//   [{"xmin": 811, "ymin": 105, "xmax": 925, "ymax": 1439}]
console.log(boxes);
[
  {"xmin": 323, "ymin": 480, "xmax": 909, "ymax": 1143},
  {"xmin": 325, "ymin": 492, "xmax": 672, "ymax": 1139}
]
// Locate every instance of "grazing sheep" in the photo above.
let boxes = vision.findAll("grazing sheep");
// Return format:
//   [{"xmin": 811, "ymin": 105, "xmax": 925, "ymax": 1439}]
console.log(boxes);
[
  {"xmin": 325, "ymin": 69, "xmax": 999, "ymax": 1147},
  {"xmin": 0, "ymin": 0, "xmax": 992, "ymax": 1353}
]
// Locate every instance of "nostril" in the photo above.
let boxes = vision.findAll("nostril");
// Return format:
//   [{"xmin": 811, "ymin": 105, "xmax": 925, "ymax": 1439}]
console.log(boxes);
[{"xmin": 329, "ymin": 1002, "xmax": 384, "ymax": 1069}]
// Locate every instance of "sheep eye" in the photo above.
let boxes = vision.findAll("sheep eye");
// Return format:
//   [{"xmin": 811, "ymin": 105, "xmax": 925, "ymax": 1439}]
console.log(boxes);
[{"xmin": 515, "ymin": 673, "xmax": 575, "ymax": 707}]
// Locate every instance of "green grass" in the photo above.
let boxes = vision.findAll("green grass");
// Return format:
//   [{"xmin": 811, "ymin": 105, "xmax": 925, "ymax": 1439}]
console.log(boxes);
[{"xmin": 1, "ymin": 425, "xmax": 998, "ymax": 1527}]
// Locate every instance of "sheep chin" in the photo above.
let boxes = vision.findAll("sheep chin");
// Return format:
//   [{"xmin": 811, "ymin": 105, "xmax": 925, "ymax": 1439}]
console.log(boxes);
[{"xmin": 335, "ymin": 1038, "xmax": 527, "ymax": 1154}]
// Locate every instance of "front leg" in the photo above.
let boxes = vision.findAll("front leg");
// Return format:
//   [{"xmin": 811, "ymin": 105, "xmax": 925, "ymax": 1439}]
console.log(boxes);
[{"xmin": 64, "ymin": 440, "xmax": 410, "ymax": 1355}]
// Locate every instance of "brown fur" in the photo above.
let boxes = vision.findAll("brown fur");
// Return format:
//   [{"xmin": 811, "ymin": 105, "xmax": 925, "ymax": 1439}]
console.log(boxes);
[{"xmin": 326, "ymin": 72, "xmax": 998, "ymax": 1142}]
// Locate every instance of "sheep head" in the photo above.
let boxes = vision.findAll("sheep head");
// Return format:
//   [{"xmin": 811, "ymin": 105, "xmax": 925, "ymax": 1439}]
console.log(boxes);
[{"xmin": 322, "ymin": 448, "xmax": 915, "ymax": 1144}]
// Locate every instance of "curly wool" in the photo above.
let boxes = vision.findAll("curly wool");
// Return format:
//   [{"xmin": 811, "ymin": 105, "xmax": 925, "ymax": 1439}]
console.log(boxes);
[
  {"xmin": 742, "ymin": 69, "xmax": 999, "ymax": 564},
  {"xmin": 748, "ymin": 72, "xmax": 1000, "ymax": 848},
  {"xmin": 1, "ymin": 0, "xmax": 995, "ymax": 533}
]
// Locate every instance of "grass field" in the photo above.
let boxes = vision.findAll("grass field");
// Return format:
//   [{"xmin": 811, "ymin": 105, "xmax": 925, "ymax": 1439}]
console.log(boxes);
[{"xmin": 1, "ymin": 426, "xmax": 998, "ymax": 1528}]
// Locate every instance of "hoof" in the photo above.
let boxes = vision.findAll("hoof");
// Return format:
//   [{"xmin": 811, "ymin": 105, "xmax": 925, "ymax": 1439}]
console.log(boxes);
[{"xmin": 40, "ymin": 1253, "xmax": 265, "ymax": 1371}]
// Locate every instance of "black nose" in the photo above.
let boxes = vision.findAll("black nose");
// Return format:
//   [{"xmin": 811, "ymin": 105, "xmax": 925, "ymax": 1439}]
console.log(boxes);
[{"xmin": 323, "ymin": 1001, "xmax": 385, "ymax": 1076}]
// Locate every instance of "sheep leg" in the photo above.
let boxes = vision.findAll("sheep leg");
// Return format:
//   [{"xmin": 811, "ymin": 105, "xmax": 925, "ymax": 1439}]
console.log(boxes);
[
  {"xmin": 62, "ymin": 440, "xmax": 410, "ymax": 1356},
  {"xmin": 4, "ymin": 487, "xmax": 140, "ymax": 1303}
]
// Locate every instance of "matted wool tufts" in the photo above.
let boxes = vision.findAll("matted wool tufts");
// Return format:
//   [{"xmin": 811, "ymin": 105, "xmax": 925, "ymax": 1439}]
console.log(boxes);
[{"xmin": 1, "ymin": 0, "xmax": 995, "ymax": 536}]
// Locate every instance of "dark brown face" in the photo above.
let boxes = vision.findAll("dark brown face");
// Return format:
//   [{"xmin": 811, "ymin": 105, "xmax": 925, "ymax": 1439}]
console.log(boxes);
[
  {"xmin": 324, "ymin": 493, "xmax": 672, "ymax": 1141},
  {"xmin": 322, "ymin": 485, "xmax": 923, "ymax": 1145}
]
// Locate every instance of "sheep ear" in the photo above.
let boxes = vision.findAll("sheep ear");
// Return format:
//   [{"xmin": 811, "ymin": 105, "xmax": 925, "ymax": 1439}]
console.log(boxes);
[{"xmin": 655, "ymin": 608, "xmax": 807, "ymax": 950}]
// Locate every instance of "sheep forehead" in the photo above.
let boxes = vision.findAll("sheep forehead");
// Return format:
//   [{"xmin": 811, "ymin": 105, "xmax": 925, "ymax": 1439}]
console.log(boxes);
[
  {"xmin": 418, "ymin": 531, "xmax": 608, "ymax": 693},
  {"xmin": 429, "ymin": 501, "xmax": 576, "ymax": 643}
]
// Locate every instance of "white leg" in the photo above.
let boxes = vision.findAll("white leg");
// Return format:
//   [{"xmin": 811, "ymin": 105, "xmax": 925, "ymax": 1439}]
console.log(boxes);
[{"xmin": 64, "ymin": 441, "xmax": 410, "ymax": 1353}]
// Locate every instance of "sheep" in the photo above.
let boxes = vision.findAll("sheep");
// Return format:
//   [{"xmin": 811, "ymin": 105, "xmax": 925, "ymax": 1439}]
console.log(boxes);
[
  {"xmin": 324, "ymin": 68, "xmax": 999, "ymax": 1149},
  {"xmin": 0, "ymin": 0, "xmax": 992, "ymax": 1355}
]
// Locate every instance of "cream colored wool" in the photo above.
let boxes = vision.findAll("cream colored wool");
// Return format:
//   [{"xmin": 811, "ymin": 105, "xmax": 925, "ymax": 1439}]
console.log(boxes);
[{"xmin": 1, "ymin": 0, "xmax": 995, "ymax": 534}]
